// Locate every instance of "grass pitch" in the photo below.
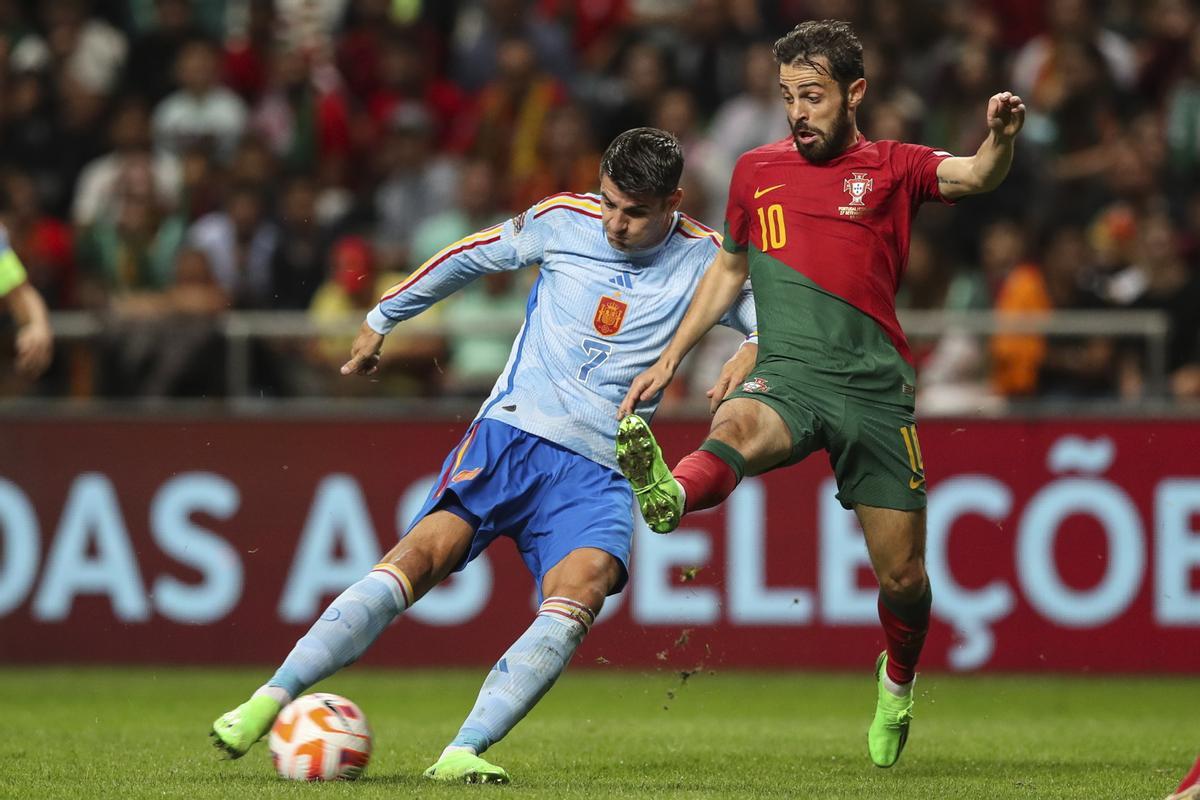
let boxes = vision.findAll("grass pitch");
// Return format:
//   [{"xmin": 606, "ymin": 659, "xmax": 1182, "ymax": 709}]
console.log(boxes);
[{"xmin": 1, "ymin": 667, "xmax": 1193, "ymax": 799}]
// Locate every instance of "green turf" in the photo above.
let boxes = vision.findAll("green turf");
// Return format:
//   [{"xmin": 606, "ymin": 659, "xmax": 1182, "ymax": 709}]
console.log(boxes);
[{"xmin": 0, "ymin": 667, "xmax": 1193, "ymax": 799}]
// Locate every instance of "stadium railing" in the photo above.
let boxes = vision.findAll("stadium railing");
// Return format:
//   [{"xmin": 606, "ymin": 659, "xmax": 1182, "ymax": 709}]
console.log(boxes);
[{"xmin": 6, "ymin": 309, "xmax": 1182, "ymax": 417}]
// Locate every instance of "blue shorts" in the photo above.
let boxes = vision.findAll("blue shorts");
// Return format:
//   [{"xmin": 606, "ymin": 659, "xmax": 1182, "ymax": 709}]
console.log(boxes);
[{"xmin": 406, "ymin": 419, "xmax": 634, "ymax": 597}]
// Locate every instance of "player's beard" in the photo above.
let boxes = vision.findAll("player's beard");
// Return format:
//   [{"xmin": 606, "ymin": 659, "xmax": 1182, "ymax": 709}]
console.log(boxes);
[{"xmin": 792, "ymin": 96, "xmax": 852, "ymax": 163}]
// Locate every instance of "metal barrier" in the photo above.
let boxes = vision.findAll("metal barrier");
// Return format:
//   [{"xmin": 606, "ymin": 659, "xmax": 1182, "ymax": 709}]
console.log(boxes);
[{"xmin": 7, "ymin": 308, "xmax": 1176, "ymax": 414}]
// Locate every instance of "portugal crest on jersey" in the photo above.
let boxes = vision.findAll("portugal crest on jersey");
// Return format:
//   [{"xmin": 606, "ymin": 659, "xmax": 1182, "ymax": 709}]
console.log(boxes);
[
  {"xmin": 593, "ymin": 295, "xmax": 627, "ymax": 336},
  {"xmin": 843, "ymin": 172, "xmax": 873, "ymax": 205},
  {"xmin": 839, "ymin": 172, "xmax": 875, "ymax": 217}
]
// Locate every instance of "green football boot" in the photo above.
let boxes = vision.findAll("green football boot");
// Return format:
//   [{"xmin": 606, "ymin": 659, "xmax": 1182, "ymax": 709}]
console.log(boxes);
[
  {"xmin": 210, "ymin": 694, "xmax": 282, "ymax": 759},
  {"xmin": 423, "ymin": 750, "xmax": 511, "ymax": 784},
  {"xmin": 868, "ymin": 651, "xmax": 914, "ymax": 768},
  {"xmin": 615, "ymin": 414, "xmax": 684, "ymax": 533}
]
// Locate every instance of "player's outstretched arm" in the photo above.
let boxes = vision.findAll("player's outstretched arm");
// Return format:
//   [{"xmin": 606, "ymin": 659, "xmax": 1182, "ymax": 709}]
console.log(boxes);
[
  {"xmin": 340, "ymin": 322, "xmax": 385, "ymax": 376},
  {"xmin": 935, "ymin": 91, "xmax": 1025, "ymax": 200},
  {"xmin": 618, "ymin": 248, "xmax": 748, "ymax": 417},
  {"xmin": 7, "ymin": 281, "xmax": 53, "ymax": 378}
]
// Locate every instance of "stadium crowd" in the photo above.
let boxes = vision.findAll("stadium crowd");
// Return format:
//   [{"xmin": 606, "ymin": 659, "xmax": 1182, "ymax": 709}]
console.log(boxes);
[{"xmin": 1, "ymin": 0, "xmax": 1199, "ymax": 409}]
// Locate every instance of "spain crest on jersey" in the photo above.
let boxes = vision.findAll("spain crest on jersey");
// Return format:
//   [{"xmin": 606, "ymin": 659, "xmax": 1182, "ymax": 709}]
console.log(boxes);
[{"xmin": 593, "ymin": 295, "xmax": 627, "ymax": 336}]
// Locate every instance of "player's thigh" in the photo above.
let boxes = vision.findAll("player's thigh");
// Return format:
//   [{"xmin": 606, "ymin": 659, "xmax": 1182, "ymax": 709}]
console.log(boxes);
[
  {"xmin": 827, "ymin": 397, "xmax": 927, "ymax": 514},
  {"xmin": 525, "ymin": 458, "xmax": 634, "ymax": 603},
  {"xmin": 381, "ymin": 509, "xmax": 477, "ymax": 598},
  {"xmin": 708, "ymin": 397, "xmax": 797, "ymax": 474},
  {"xmin": 541, "ymin": 547, "xmax": 624, "ymax": 615}
]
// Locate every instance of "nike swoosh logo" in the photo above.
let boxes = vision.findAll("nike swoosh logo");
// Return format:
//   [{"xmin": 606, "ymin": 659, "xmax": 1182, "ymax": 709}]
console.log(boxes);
[
  {"xmin": 753, "ymin": 184, "xmax": 786, "ymax": 199},
  {"xmin": 909, "ymin": 476, "xmax": 925, "ymax": 490}
]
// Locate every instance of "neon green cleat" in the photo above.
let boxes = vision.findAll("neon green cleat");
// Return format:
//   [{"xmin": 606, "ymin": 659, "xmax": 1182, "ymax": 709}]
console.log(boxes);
[
  {"xmin": 423, "ymin": 750, "xmax": 511, "ymax": 784},
  {"xmin": 868, "ymin": 651, "xmax": 914, "ymax": 768},
  {"xmin": 616, "ymin": 414, "xmax": 684, "ymax": 533},
  {"xmin": 210, "ymin": 694, "xmax": 282, "ymax": 759}
]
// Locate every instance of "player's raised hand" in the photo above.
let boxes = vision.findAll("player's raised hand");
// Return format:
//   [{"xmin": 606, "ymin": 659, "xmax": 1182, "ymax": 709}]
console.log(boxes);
[
  {"xmin": 618, "ymin": 358, "xmax": 676, "ymax": 419},
  {"xmin": 706, "ymin": 341, "xmax": 757, "ymax": 414},
  {"xmin": 986, "ymin": 91, "xmax": 1025, "ymax": 140},
  {"xmin": 340, "ymin": 322, "xmax": 385, "ymax": 376}
]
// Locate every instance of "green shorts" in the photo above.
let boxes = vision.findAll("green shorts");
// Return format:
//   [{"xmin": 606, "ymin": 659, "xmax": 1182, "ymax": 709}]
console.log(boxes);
[{"xmin": 726, "ymin": 369, "xmax": 927, "ymax": 511}]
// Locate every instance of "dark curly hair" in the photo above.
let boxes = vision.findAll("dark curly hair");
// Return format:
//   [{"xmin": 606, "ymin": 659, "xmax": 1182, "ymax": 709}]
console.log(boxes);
[
  {"xmin": 599, "ymin": 127, "xmax": 684, "ymax": 199},
  {"xmin": 773, "ymin": 20, "xmax": 864, "ymax": 94}
]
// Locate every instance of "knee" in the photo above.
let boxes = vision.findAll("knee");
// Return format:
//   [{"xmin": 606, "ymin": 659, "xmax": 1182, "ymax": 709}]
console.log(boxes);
[
  {"xmin": 542, "ymin": 551, "xmax": 622, "ymax": 614},
  {"xmin": 879, "ymin": 559, "xmax": 927, "ymax": 601},
  {"xmin": 709, "ymin": 414, "xmax": 753, "ymax": 449}
]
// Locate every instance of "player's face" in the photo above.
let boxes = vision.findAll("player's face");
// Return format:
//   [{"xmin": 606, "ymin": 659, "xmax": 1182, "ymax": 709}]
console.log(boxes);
[
  {"xmin": 599, "ymin": 175, "xmax": 682, "ymax": 252},
  {"xmin": 779, "ymin": 59, "xmax": 865, "ymax": 163}
]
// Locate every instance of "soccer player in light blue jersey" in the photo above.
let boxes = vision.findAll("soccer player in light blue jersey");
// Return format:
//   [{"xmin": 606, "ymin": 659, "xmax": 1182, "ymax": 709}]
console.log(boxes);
[{"xmin": 211, "ymin": 128, "xmax": 759, "ymax": 782}]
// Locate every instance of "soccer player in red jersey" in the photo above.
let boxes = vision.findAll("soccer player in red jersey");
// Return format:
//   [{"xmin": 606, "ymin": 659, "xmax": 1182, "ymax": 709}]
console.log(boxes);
[{"xmin": 614, "ymin": 20, "xmax": 1024, "ymax": 768}]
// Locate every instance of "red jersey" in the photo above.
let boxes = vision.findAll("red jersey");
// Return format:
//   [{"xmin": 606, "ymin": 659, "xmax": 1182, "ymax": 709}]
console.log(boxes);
[{"xmin": 725, "ymin": 135, "xmax": 951, "ymax": 370}]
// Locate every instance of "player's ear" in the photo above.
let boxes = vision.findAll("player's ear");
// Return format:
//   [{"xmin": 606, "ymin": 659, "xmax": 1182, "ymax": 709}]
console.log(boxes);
[
  {"xmin": 846, "ymin": 77, "xmax": 867, "ymax": 110},
  {"xmin": 665, "ymin": 187, "xmax": 683, "ymax": 213}
]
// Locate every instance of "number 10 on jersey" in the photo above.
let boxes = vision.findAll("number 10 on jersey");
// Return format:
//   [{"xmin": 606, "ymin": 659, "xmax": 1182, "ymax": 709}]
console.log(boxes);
[{"xmin": 757, "ymin": 204, "xmax": 786, "ymax": 251}]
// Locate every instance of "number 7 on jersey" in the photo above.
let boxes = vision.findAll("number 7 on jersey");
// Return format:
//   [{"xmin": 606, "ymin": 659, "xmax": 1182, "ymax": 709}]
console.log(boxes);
[{"xmin": 577, "ymin": 338, "xmax": 612, "ymax": 382}]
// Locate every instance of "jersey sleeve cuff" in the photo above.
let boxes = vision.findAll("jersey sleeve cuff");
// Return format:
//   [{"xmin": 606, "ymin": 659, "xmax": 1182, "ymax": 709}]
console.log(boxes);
[{"xmin": 366, "ymin": 306, "xmax": 397, "ymax": 335}]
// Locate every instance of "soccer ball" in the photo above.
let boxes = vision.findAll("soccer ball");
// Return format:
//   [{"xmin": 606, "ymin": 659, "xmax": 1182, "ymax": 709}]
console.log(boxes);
[{"xmin": 267, "ymin": 693, "xmax": 372, "ymax": 781}]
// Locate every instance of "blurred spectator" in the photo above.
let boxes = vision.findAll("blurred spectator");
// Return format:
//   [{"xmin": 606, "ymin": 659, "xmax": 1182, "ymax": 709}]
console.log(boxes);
[
  {"xmin": 1136, "ymin": 0, "xmax": 1196, "ymax": 104},
  {"xmin": 0, "ymin": 68, "xmax": 62, "ymax": 203},
  {"xmin": 510, "ymin": 106, "xmax": 599, "ymax": 211},
  {"xmin": 270, "ymin": 173, "xmax": 332, "ymax": 310},
  {"xmin": 123, "ymin": 0, "xmax": 203, "ymax": 104},
  {"xmin": 1036, "ymin": 226, "xmax": 1118, "ymax": 399},
  {"xmin": 1, "ymin": 169, "xmax": 76, "ymax": 309},
  {"xmin": 1032, "ymin": 37, "xmax": 1123, "ymax": 227},
  {"xmin": 366, "ymin": 29, "xmax": 471, "ymax": 153},
  {"xmin": 451, "ymin": 0, "xmax": 575, "ymax": 92},
  {"xmin": 1107, "ymin": 210, "xmax": 1200, "ymax": 400},
  {"xmin": 984, "ymin": 220, "xmax": 1051, "ymax": 398},
  {"xmin": 1166, "ymin": 25, "xmax": 1200, "ymax": 188},
  {"xmin": 698, "ymin": 42, "xmax": 791, "ymax": 224},
  {"xmin": 595, "ymin": 39, "xmax": 670, "ymax": 145},
  {"xmin": 412, "ymin": 159, "xmax": 506, "ymax": 268},
  {"xmin": 187, "ymin": 183, "xmax": 278, "ymax": 308},
  {"xmin": 374, "ymin": 102, "xmax": 460, "ymax": 271},
  {"xmin": 0, "ymin": 0, "xmax": 51, "ymax": 74},
  {"xmin": 177, "ymin": 143, "xmax": 221, "ymax": 221},
  {"xmin": 227, "ymin": 133, "xmax": 278, "ymax": 189},
  {"xmin": 1011, "ymin": 0, "xmax": 1137, "ymax": 100},
  {"xmin": 72, "ymin": 97, "xmax": 182, "ymax": 228},
  {"xmin": 251, "ymin": 46, "xmax": 352, "ymax": 172},
  {"xmin": 924, "ymin": 41, "xmax": 1002, "ymax": 157},
  {"xmin": 335, "ymin": 0, "xmax": 399, "ymax": 102},
  {"xmin": 901, "ymin": 231, "xmax": 995, "ymax": 415},
  {"xmin": 223, "ymin": 0, "xmax": 275, "ymax": 103},
  {"xmin": 467, "ymin": 36, "xmax": 567, "ymax": 187},
  {"xmin": 42, "ymin": 0, "xmax": 128, "ymax": 97},
  {"xmin": 98, "ymin": 246, "xmax": 227, "ymax": 397},
  {"xmin": 308, "ymin": 235, "xmax": 445, "ymax": 392},
  {"xmin": 77, "ymin": 163, "xmax": 186, "ymax": 305},
  {"xmin": 536, "ymin": 0, "xmax": 630, "ymax": 70},
  {"xmin": 665, "ymin": 0, "xmax": 749, "ymax": 117},
  {"xmin": 153, "ymin": 38, "xmax": 249, "ymax": 162},
  {"xmin": 441, "ymin": 271, "xmax": 532, "ymax": 396}
]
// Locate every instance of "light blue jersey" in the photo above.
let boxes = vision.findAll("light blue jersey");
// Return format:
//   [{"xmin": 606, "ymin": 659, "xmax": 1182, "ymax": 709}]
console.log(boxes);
[{"xmin": 367, "ymin": 192, "xmax": 757, "ymax": 471}]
